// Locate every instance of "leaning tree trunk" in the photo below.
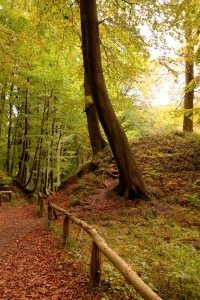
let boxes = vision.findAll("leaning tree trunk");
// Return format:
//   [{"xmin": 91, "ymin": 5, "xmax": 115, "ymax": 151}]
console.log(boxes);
[
  {"xmin": 84, "ymin": 72, "xmax": 107, "ymax": 156},
  {"xmin": 80, "ymin": 0, "xmax": 147, "ymax": 200},
  {"xmin": 183, "ymin": 26, "xmax": 194, "ymax": 132}
]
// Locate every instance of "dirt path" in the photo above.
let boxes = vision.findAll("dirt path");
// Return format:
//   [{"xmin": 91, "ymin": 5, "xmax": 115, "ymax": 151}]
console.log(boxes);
[
  {"xmin": 0, "ymin": 206, "xmax": 44, "ymax": 256},
  {"xmin": 0, "ymin": 205, "xmax": 94, "ymax": 300}
]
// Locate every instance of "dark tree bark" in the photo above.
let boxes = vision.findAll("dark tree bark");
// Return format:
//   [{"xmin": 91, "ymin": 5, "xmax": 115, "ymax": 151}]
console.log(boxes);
[
  {"xmin": 183, "ymin": 27, "xmax": 194, "ymax": 132},
  {"xmin": 80, "ymin": 0, "xmax": 147, "ymax": 200},
  {"xmin": 84, "ymin": 72, "xmax": 107, "ymax": 156}
]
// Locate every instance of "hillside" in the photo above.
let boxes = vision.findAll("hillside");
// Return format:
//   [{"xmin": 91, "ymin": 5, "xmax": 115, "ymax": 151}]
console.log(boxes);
[
  {"xmin": 1, "ymin": 132, "xmax": 200, "ymax": 300},
  {"xmin": 50, "ymin": 131, "xmax": 200, "ymax": 219},
  {"xmin": 47, "ymin": 131, "xmax": 200, "ymax": 300}
]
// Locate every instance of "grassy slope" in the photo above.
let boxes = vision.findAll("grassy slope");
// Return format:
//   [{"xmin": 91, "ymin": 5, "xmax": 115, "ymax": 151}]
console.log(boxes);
[{"xmin": 49, "ymin": 132, "xmax": 200, "ymax": 300}]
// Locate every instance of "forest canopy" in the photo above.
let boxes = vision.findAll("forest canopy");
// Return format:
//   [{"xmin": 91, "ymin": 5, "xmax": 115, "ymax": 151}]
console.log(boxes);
[{"xmin": 0, "ymin": 0, "xmax": 200, "ymax": 195}]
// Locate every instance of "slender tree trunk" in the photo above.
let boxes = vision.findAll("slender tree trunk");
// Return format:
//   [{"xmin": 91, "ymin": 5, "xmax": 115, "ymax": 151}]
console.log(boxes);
[
  {"xmin": 31, "ymin": 137, "xmax": 43, "ymax": 195},
  {"xmin": 84, "ymin": 72, "xmax": 107, "ymax": 156},
  {"xmin": 16, "ymin": 77, "xmax": 30, "ymax": 185},
  {"xmin": 49, "ymin": 120, "xmax": 56, "ymax": 192},
  {"xmin": 54, "ymin": 129, "xmax": 62, "ymax": 190},
  {"xmin": 80, "ymin": 0, "xmax": 147, "ymax": 200},
  {"xmin": 10, "ymin": 115, "xmax": 20, "ymax": 177},
  {"xmin": 0, "ymin": 83, "xmax": 7, "ymax": 139},
  {"xmin": 5, "ymin": 84, "xmax": 14, "ymax": 174},
  {"xmin": 10, "ymin": 132, "xmax": 17, "ymax": 177},
  {"xmin": 10, "ymin": 88, "xmax": 21, "ymax": 176},
  {"xmin": 183, "ymin": 27, "xmax": 194, "ymax": 132},
  {"xmin": 24, "ymin": 96, "xmax": 47, "ymax": 191},
  {"xmin": 43, "ymin": 97, "xmax": 50, "ymax": 192},
  {"xmin": 5, "ymin": 103, "xmax": 12, "ymax": 174},
  {"xmin": 23, "ymin": 140, "xmax": 40, "ymax": 188}
]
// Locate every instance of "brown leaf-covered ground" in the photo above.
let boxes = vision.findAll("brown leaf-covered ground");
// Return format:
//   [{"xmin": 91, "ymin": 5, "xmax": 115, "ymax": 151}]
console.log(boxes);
[
  {"xmin": 0, "ymin": 206, "xmax": 94, "ymax": 299},
  {"xmin": 0, "ymin": 132, "xmax": 200, "ymax": 299}
]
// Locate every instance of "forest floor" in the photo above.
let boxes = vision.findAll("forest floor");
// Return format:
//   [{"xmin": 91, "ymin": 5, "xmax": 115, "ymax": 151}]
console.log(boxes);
[
  {"xmin": 0, "ymin": 205, "xmax": 91, "ymax": 299},
  {"xmin": 0, "ymin": 132, "xmax": 200, "ymax": 300}
]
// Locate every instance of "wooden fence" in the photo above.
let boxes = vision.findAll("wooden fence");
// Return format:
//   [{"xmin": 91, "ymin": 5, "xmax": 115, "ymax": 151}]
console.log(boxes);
[{"xmin": 47, "ymin": 201, "xmax": 162, "ymax": 300}]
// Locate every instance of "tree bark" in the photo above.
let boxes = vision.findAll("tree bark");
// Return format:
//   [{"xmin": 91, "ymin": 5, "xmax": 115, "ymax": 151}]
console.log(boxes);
[
  {"xmin": 5, "ymin": 84, "xmax": 14, "ymax": 174},
  {"xmin": 84, "ymin": 72, "xmax": 107, "ymax": 156},
  {"xmin": 0, "ymin": 83, "xmax": 7, "ymax": 139},
  {"xmin": 16, "ymin": 77, "xmax": 30, "ymax": 185},
  {"xmin": 80, "ymin": 0, "xmax": 147, "ymax": 199},
  {"xmin": 183, "ymin": 27, "xmax": 194, "ymax": 132}
]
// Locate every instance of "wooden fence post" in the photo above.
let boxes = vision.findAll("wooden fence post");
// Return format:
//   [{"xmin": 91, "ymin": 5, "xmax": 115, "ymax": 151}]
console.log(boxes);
[
  {"xmin": 47, "ymin": 204, "xmax": 54, "ymax": 228},
  {"xmin": 48, "ymin": 205, "xmax": 53, "ymax": 220},
  {"xmin": 8, "ymin": 192, "xmax": 11, "ymax": 202},
  {"xmin": 38, "ymin": 193, "xmax": 41, "ymax": 205},
  {"xmin": 39, "ymin": 193, "xmax": 45, "ymax": 217},
  {"xmin": 89, "ymin": 241, "xmax": 102, "ymax": 289},
  {"xmin": 63, "ymin": 215, "xmax": 70, "ymax": 245},
  {"xmin": 53, "ymin": 209, "xmax": 58, "ymax": 220}
]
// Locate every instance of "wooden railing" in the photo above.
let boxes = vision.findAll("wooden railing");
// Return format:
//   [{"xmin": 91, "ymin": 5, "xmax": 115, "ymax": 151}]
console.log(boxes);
[
  {"xmin": 47, "ymin": 202, "xmax": 162, "ymax": 300},
  {"xmin": 0, "ymin": 191, "xmax": 12, "ymax": 206}
]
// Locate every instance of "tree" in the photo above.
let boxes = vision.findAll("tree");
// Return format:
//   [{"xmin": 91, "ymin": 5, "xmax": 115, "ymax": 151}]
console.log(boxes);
[
  {"xmin": 80, "ymin": 0, "xmax": 148, "ymax": 200},
  {"xmin": 182, "ymin": 0, "xmax": 200, "ymax": 131},
  {"xmin": 183, "ymin": 25, "xmax": 194, "ymax": 131},
  {"xmin": 84, "ymin": 72, "xmax": 107, "ymax": 156},
  {"xmin": 144, "ymin": 0, "xmax": 200, "ymax": 132},
  {"xmin": 0, "ymin": 0, "xmax": 90, "ymax": 194}
]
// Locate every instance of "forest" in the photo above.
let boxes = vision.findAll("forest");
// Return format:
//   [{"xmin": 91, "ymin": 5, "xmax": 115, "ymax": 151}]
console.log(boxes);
[
  {"xmin": 0, "ymin": 0, "xmax": 199, "ymax": 195},
  {"xmin": 0, "ymin": 0, "xmax": 200, "ymax": 300}
]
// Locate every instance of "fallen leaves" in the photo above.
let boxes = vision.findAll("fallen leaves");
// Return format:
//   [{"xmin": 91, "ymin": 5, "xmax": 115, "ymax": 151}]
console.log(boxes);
[{"xmin": 0, "ymin": 206, "xmax": 95, "ymax": 300}]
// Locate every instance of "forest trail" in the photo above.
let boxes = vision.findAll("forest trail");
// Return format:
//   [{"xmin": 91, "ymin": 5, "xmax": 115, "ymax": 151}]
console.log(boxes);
[
  {"xmin": 0, "ymin": 205, "xmax": 94, "ymax": 300},
  {"xmin": 0, "ymin": 206, "xmax": 44, "ymax": 256}
]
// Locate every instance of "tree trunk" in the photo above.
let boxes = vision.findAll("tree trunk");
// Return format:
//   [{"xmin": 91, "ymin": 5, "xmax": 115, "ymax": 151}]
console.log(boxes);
[
  {"xmin": 183, "ymin": 27, "xmax": 194, "ymax": 132},
  {"xmin": 49, "ymin": 119, "xmax": 56, "ymax": 192},
  {"xmin": 31, "ymin": 137, "xmax": 43, "ymax": 195},
  {"xmin": 5, "ymin": 102, "xmax": 12, "ymax": 174},
  {"xmin": 80, "ymin": 0, "xmax": 147, "ymax": 200},
  {"xmin": 84, "ymin": 72, "xmax": 107, "ymax": 156},
  {"xmin": 5, "ymin": 84, "xmax": 14, "ymax": 174},
  {"xmin": 0, "ymin": 83, "xmax": 7, "ymax": 139},
  {"xmin": 10, "ymin": 132, "xmax": 17, "ymax": 177},
  {"xmin": 56, "ymin": 129, "xmax": 63, "ymax": 189},
  {"xmin": 16, "ymin": 77, "xmax": 30, "ymax": 185}
]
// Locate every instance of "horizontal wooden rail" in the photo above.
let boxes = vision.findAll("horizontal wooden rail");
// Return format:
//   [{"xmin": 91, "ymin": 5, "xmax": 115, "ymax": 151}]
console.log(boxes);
[
  {"xmin": 0, "ymin": 191, "xmax": 12, "ymax": 206},
  {"xmin": 48, "ymin": 202, "xmax": 162, "ymax": 300}
]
